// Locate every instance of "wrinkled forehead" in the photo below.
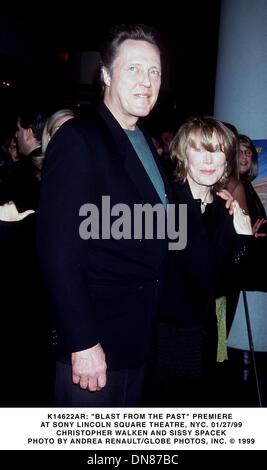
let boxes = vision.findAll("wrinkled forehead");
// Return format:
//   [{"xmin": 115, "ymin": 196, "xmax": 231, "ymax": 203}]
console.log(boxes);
[{"xmin": 115, "ymin": 39, "xmax": 161, "ymax": 66}]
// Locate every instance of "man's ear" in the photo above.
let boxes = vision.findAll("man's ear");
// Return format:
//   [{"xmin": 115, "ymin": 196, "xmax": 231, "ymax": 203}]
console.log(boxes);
[
  {"xmin": 26, "ymin": 127, "xmax": 34, "ymax": 142},
  {"xmin": 102, "ymin": 67, "xmax": 111, "ymax": 87}
]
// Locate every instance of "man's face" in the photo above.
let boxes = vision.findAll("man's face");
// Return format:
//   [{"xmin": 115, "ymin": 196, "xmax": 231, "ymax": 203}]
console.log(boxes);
[
  {"xmin": 104, "ymin": 39, "xmax": 161, "ymax": 127},
  {"xmin": 16, "ymin": 120, "xmax": 31, "ymax": 156}
]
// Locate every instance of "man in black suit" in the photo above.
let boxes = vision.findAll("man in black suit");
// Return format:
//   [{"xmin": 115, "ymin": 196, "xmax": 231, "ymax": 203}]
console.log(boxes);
[
  {"xmin": 37, "ymin": 24, "xmax": 174, "ymax": 406},
  {"xmin": 14, "ymin": 110, "xmax": 47, "ymax": 210}
]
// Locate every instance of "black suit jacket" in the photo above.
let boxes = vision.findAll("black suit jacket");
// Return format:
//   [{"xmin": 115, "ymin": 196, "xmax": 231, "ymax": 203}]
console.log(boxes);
[{"xmin": 37, "ymin": 103, "xmax": 174, "ymax": 369}]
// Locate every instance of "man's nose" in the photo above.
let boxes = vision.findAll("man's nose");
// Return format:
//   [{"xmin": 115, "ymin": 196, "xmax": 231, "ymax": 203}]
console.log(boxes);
[{"xmin": 140, "ymin": 71, "xmax": 151, "ymax": 87}]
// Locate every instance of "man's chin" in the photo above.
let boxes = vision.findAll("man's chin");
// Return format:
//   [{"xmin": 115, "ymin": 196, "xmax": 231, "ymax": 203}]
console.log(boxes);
[{"xmin": 133, "ymin": 107, "xmax": 152, "ymax": 118}]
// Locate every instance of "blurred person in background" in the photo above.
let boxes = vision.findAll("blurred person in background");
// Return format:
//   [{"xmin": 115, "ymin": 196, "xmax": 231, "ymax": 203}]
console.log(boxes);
[{"xmin": 42, "ymin": 109, "xmax": 76, "ymax": 153}]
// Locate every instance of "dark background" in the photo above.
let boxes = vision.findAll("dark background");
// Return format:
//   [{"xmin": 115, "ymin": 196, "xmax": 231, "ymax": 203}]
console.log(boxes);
[{"xmin": 0, "ymin": 1, "xmax": 221, "ymax": 135}]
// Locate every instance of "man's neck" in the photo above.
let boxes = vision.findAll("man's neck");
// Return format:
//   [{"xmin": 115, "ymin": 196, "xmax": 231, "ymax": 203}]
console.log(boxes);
[
  {"xmin": 26, "ymin": 144, "xmax": 41, "ymax": 156},
  {"xmin": 103, "ymin": 98, "xmax": 138, "ymax": 131}
]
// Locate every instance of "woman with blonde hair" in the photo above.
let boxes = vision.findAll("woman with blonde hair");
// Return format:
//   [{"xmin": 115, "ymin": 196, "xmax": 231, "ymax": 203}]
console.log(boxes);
[
  {"xmin": 156, "ymin": 116, "xmax": 253, "ymax": 406},
  {"xmin": 42, "ymin": 109, "xmax": 75, "ymax": 153}
]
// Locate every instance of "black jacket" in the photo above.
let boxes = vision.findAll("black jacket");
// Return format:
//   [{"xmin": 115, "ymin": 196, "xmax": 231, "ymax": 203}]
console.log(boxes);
[
  {"xmin": 160, "ymin": 180, "xmax": 253, "ymax": 331},
  {"xmin": 36, "ymin": 103, "xmax": 174, "ymax": 369}
]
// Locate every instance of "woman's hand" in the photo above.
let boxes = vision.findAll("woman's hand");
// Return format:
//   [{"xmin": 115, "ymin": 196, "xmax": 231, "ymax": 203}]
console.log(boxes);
[{"xmin": 0, "ymin": 201, "xmax": 34, "ymax": 222}]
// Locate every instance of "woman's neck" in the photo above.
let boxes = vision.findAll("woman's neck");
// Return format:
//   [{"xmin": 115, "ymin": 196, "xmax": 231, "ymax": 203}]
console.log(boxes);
[{"xmin": 187, "ymin": 176, "xmax": 212, "ymax": 204}]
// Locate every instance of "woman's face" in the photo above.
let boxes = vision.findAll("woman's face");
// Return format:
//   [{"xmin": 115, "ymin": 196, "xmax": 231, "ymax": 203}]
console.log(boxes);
[
  {"xmin": 186, "ymin": 132, "xmax": 226, "ymax": 188},
  {"xmin": 239, "ymin": 144, "xmax": 252, "ymax": 174}
]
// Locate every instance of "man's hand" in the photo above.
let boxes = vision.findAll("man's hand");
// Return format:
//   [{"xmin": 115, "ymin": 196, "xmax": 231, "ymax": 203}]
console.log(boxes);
[
  {"xmin": 252, "ymin": 218, "xmax": 267, "ymax": 238},
  {"xmin": 231, "ymin": 200, "xmax": 253, "ymax": 235},
  {"xmin": 217, "ymin": 191, "xmax": 252, "ymax": 235},
  {"xmin": 72, "ymin": 343, "xmax": 107, "ymax": 392},
  {"xmin": 0, "ymin": 201, "xmax": 34, "ymax": 221},
  {"xmin": 216, "ymin": 189, "xmax": 234, "ymax": 214}
]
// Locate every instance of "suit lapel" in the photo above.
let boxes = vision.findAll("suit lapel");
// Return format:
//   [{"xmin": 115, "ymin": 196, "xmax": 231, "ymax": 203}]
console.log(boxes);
[{"xmin": 98, "ymin": 103, "xmax": 172, "ymax": 206}]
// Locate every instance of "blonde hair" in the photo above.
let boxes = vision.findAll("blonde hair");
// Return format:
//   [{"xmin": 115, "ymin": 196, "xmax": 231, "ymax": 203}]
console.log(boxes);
[
  {"xmin": 239, "ymin": 134, "xmax": 258, "ymax": 181},
  {"xmin": 170, "ymin": 116, "xmax": 237, "ymax": 191},
  {"xmin": 42, "ymin": 109, "xmax": 75, "ymax": 152}
]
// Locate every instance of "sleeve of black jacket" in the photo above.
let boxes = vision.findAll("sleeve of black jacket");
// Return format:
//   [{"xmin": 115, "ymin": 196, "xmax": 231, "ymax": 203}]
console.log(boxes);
[
  {"xmin": 216, "ymin": 205, "xmax": 254, "ymax": 297},
  {"xmin": 36, "ymin": 120, "xmax": 98, "ymax": 354}
]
